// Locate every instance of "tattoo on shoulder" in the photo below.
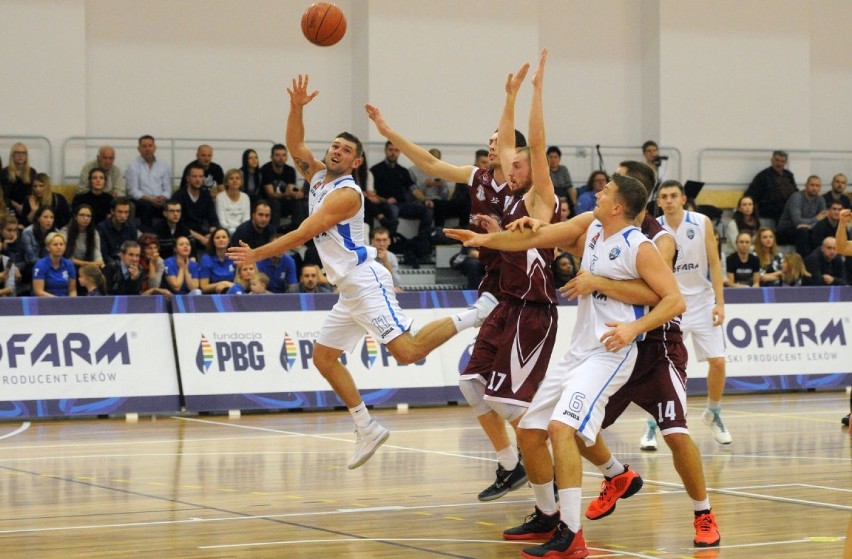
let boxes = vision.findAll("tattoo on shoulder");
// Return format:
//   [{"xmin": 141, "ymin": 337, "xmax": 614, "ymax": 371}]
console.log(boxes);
[{"xmin": 294, "ymin": 157, "xmax": 310, "ymax": 175}]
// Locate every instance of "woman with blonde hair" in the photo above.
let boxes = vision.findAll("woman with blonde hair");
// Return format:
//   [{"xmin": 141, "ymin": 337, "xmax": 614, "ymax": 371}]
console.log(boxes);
[
  {"xmin": 32, "ymin": 232, "xmax": 77, "ymax": 297},
  {"xmin": 2, "ymin": 143, "xmax": 38, "ymax": 221},
  {"xmin": 215, "ymin": 169, "xmax": 251, "ymax": 235},
  {"xmin": 227, "ymin": 261, "xmax": 257, "ymax": 294},
  {"xmin": 753, "ymin": 227, "xmax": 783, "ymax": 286},
  {"xmin": 779, "ymin": 253, "xmax": 812, "ymax": 286}
]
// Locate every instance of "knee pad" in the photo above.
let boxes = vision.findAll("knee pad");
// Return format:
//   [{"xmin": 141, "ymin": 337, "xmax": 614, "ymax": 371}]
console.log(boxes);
[
  {"xmin": 459, "ymin": 378, "xmax": 490, "ymax": 416},
  {"xmin": 488, "ymin": 400, "xmax": 526, "ymax": 423}
]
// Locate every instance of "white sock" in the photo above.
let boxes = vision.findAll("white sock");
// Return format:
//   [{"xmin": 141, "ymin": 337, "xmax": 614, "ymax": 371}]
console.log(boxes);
[
  {"xmin": 707, "ymin": 399, "xmax": 721, "ymax": 412},
  {"xmin": 599, "ymin": 456, "xmax": 625, "ymax": 479},
  {"xmin": 532, "ymin": 482, "xmax": 558, "ymax": 515},
  {"xmin": 451, "ymin": 308, "xmax": 478, "ymax": 332},
  {"xmin": 349, "ymin": 402, "xmax": 372, "ymax": 429},
  {"xmin": 692, "ymin": 498, "xmax": 711, "ymax": 512},
  {"xmin": 496, "ymin": 446, "xmax": 519, "ymax": 471},
  {"xmin": 557, "ymin": 487, "xmax": 583, "ymax": 533}
]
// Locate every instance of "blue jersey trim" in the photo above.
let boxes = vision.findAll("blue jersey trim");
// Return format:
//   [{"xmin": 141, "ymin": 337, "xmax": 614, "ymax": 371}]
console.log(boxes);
[
  {"xmin": 370, "ymin": 265, "xmax": 405, "ymax": 331},
  {"xmin": 578, "ymin": 345, "xmax": 635, "ymax": 433},
  {"xmin": 337, "ymin": 222, "xmax": 368, "ymax": 264}
]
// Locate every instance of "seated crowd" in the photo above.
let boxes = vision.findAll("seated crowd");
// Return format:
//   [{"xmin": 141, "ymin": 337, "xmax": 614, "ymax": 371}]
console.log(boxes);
[{"xmin": 1, "ymin": 138, "xmax": 850, "ymax": 297}]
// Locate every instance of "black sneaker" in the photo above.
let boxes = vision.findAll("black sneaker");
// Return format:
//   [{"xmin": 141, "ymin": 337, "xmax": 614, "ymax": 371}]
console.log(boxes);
[
  {"xmin": 843, "ymin": 413, "xmax": 850, "ymax": 427},
  {"xmin": 521, "ymin": 522, "xmax": 588, "ymax": 558},
  {"xmin": 478, "ymin": 462, "xmax": 528, "ymax": 501},
  {"xmin": 503, "ymin": 507, "xmax": 559, "ymax": 541}
]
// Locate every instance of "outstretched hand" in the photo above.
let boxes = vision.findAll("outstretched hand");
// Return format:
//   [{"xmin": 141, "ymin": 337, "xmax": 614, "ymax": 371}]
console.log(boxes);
[
  {"xmin": 505, "ymin": 216, "xmax": 547, "ymax": 233},
  {"xmin": 840, "ymin": 209, "xmax": 852, "ymax": 224},
  {"xmin": 287, "ymin": 74, "xmax": 319, "ymax": 107},
  {"xmin": 443, "ymin": 228, "xmax": 489, "ymax": 248},
  {"xmin": 226, "ymin": 240, "xmax": 257, "ymax": 266},
  {"xmin": 364, "ymin": 104, "xmax": 391, "ymax": 136},
  {"xmin": 506, "ymin": 62, "xmax": 530, "ymax": 96},
  {"xmin": 532, "ymin": 49, "xmax": 548, "ymax": 88}
]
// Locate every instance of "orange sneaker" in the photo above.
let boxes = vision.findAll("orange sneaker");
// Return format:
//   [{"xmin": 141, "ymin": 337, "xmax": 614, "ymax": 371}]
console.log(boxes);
[
  {"xmin": 585, "ymin": 466, "xmax": 643, "ymax": 520},
  {"xmin": 694, "ymin": 510, "xmax": 721, "ymax": 547}
]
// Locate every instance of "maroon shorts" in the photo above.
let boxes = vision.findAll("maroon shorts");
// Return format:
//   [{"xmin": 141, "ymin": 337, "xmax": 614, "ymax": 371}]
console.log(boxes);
[
  {"xmin": 603, "ymin": 339, "xmax": 688, "ymax": 432},
  {"xmin": 462, "ymin": 299, "xmax": 558, "ymax": 405}
]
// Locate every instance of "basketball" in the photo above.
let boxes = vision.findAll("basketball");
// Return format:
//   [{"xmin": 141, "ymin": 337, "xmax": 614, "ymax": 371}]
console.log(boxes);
[{"xmin": 301, "ymin": 3, "xmax": 347, "ymax": 47}]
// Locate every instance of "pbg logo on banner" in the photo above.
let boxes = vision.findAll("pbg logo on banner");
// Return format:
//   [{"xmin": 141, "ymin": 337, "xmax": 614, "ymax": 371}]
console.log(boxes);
[
  {"xmin": 0, "ymin": 332, "xmax": 130, "ymax": 368},
  {"xmin": 359, "ymin": 334, "xmax": 426, "ymax": 369},
  {"xmin": 196, "ymin": 332, "xmax": 265, "ymax": 373}
]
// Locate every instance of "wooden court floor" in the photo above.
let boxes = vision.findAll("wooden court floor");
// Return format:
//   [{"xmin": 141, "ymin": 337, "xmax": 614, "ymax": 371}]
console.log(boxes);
[{"xmin": 0, "ymin": 392, "xmax": 849, "ymax": 558}]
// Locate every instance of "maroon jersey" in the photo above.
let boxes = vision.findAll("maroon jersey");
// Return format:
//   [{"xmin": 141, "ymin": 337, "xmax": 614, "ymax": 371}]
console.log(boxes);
[
  {"xmin": 639, "ymin": 212, "xmax": 683, "ymax": 343},
  {"xmin": 498, "ymin": 193, "xmax": 559, "ymax": 304},
  {"xmin": 469, "ymin": 167, "xmax": 512, "ymax": 296}
]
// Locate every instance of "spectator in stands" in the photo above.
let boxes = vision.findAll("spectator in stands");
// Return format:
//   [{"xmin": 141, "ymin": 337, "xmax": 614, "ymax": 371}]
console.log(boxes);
[
  {"xmin": 227, "ymin": 261, "xmax": 257, "ymax": 294},
  {"xmin": 780, "ymin": 253, "xmax": 812, "ymax": 286},
  {"xmin": 174, "ymin": 163, "xmax": 219, "ymax": 250},
  {"xmin": 745, "ymin": 150, "xmax": 797, "ymax": 227},
  {"xmin": 812, "ymin": 200, "xmax": 849, "ymax": 249},
  {"xmin": 164, "ymin": 236, "xmax": 200, "ymax": 294},
  {"xmin": 805, "ymin": 236, "xmax": 846, "ymax": 286},
  {"xmin": 449, "ymin": 149, "xmax": 490, "ymax": 229},
  {"xmin": 32, "ymin": 232, "xmax": 76, "ymax": 297},
  {"xmin": 260, "ymin": 144, "xmax": 304, "ymax": 232},
  {"xmin": 78, "ymin": 264, "xmax": 106, "ymax": 296},
  {"xmin": 449, "ymin": 246, "xmax": 485, "ymax": 290},
  {"xmin": 249, "ymin": 272, "xmax": 272, "ymax": 294},
  {"xmin": 289, "ymin": 263, "xmax": 333, "ymax": 294},
  {"xmin": 72, "ymin": 168, "xmax": 113, "ymax": 225},
  {"xmin": 370, "ymin": 141, "xmax": 433, "ymax": 243},
  {"xmin": 216, "ymin": 169, "xmax": 251, "ymax": 236},
  {"xmin": 361, "ymin": 153, "xmax": 397, "ymax": 233},
  {"xmin": 97, "ymin": 197, "xmax": 138, "ymax": 266},
  {"xmin": 103, "ymin": 240, "xmax": 144, "ymax": 295},
  {"xmin": 125, "ymin": 135, "xmax": 172, "ymax": 229},
  {"xmin": 546, "ymin": 146, "xmax": 574, "ymax": 206},
  {"xmin": 239, "ymin": 149, "xmax": 263, "ymax": 206},
  {"xmin": 256, "ymin": 234, "xmax": 298, "ymax": 293},
  {"xmin": 179, "ymin": 144, "xmax": 224, "ymax": 195},
  {"xmin": 724, "ymin": 195, "xmax": 761, "ymax": 255},
  {"xmin": 199, "ymin": 228, "xmax": 236, "ymax": 294},
  {"xmin": 552, "ymin": 251, "xmax": 577, "ymax": 287},
  {"xmin": 777, "ymin": 175, "xmax": 827, "ymax": 257},
  {"xmin": 153, "ymin": 199, "xmax": 191, "ymax": 259},
  {"xmin": 2, "ymin": 216, "xmax": 21, "ymax": 264},
  {"xmin": 370, "ymin": 226, "xmax": 402, "ymax": 293},
  {"xmin": 137, "ymin": 233, "xmax": 170, "ymax": 296},
  {"xmin": 231, "ymin": 200, "xmax": 274, "ymax": 249},
  {"xmin": 575, "ymin": 170, "xmax": 607, "ymax": 214},
  {"xmin": 77, "ymin": 146, "xmax": 126, "ymax": 197},
  {"xmin": 558, "ymin": 197, "xmax": 570, "ymax": 222},
  {"xmin": 822, "ymin": 173, "xmax": 849, "ymax": 210},
  {"xmin": 1, "ymin": 143, "xmax": 38, "ymax": 221},
  {"xmin": 725, "ymin": 231, "xmax": 761, "ymax": 287},
  {"xmin": 411, "ymin": 149, "xmax": 468, "ymax": 229},
  {"xmin": 753, "ymin": 227, "xmax": 783, "ymax": 286},
  {"xmin": 22, "ymin": 173, "xmax": 71, "ymax": 230},
  {"xmin": 61, "ymin": 204, "xmax": 104, "ymax": 272},
  {"xmin": 18, "ymin": 205, "xmax": 57, "ymax": 287},
  {"xmin": 0, "ymin": 234, "xmax": 17, "ymax": 296}
]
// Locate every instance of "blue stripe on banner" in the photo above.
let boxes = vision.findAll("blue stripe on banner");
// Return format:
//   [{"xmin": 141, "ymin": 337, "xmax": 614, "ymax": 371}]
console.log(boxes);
[
  {"xmin": 22, "ymin": 298, "xmax": 34, "ymax": 316},
  {"xmin": 213, "ymin": 296, "xmax": 227, "ymax": 314},
  {"xmin": 578, "ymin": 345, "xmax": 634, "ymax": 434},
  {"xmin": 762, "ymin": 287, "xmax": 777, "ymax": 304},
  {"xmin": 175, "ymin": 296, "xmax": 186, "ymax": 314},
  {"xmin": 371, "ymin": 266, "xmax": 405, "ymax": 331}
]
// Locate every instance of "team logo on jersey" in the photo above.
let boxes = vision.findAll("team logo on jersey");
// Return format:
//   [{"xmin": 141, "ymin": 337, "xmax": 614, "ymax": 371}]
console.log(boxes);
[
  {"xmin": 360, "ymin": 335, "xmax": 379, "ymax": 368},
  {"xmin": 476, "ymin": 185, "xmax": 486, "ymax": 201},
  {"xmin": 609, "ymin": 247, "xmax": 622, "ymax": 260},
  {"xmin": 589, "ymin": 232, "xmax": 601, "ymax": 250},
  {"xmin": 196, "ymin": 334, "xmax": 214, "ymax": 373},
  {"xmin": 687, "ymin": 228, "xmax": 695, "ymax": 239},
  {"xmin": 278, "ymin": 332, "xmax": 298, "ymax": 371}
]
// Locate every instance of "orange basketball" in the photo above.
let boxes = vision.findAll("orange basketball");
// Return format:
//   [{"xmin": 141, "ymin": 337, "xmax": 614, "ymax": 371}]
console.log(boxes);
[{"xmin": 301, "ymin": 3, "xmax": 347, "ymax": 47}]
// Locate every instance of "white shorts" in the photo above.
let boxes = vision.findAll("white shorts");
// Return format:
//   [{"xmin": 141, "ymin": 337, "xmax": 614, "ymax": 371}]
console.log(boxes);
[
  {"xmin": 316, "ymin": 261, "xmax": 413, "ymax": 354},
  {"xmin": 519, "ymin": 344, "xmax": 637, "ymax": 446},
  {"xmin": 680, "ymin": 297, "xmax": 725, "ymax": 361}
]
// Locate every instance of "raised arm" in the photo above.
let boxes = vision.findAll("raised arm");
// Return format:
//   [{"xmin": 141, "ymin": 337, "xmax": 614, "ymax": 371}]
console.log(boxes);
[
  {"xmin": 497, "ymin": 62, "xmax": 530, "ymax": 176},
  {"xmin": 837, "ymin": 209, "xmax": 852, "ymax": 256},
  {"xmin": 285, "ymin": 75, "xmax": 325, "ymax": 182},
  {"xmin": 527, "ymin": 49, "xmax": 556, "ymax": 222},
  {"xmin": 445, "ymin": 212, "xmax": 594, "ymax": 253},
  {"xmin": 365, "ymin": 104, "xmax": 473, "ymax": 184}
]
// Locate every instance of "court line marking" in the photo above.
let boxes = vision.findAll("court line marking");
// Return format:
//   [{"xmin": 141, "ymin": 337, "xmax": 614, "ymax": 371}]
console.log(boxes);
[{"xmin": 0, "ymin": 422, "xmax": 30, "ymax": 440}]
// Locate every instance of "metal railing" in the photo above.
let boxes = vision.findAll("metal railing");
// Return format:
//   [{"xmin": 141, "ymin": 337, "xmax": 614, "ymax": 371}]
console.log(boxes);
[
  {"xmin": 0, "ymin": 135, "xmax": 53, "ymax": 179},
  {"xmin": 698, "ymin": 148, "xmax": 852, "ymax": 190}
]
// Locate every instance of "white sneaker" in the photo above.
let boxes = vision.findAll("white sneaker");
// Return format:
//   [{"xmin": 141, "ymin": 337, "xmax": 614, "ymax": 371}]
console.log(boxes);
[
  {"xmin": 471, "ymin": 292, "xmax": 499, "ymax": 327},
  {"xmin": 347, "ymin": 420, "xmax": 390, "ymax": 469},
  {"xmin": 639, "ymin": 420, "xmax": 658, "ymax": 451},
  {"xmin": 702, "ymin": 408, "xmax": 732, "ymax": 445}
]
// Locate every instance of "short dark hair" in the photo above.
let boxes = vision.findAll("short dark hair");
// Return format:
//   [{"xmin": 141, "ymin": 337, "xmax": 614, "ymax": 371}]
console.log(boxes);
[
  {"xmin": 338, "ymin": 132, "xmax": 363, "ymax": 157},
  {"xmin": 186, "ymin": 162, "xmax": 205, "ymax": 174},
  {"xmin": 475, "ymin": 149, "xmax": 488, "ymax": 159},
  {"xmin": 642, "ymin": 140, "xmax": 658, "ymax": 152},
  {"xmin": 370, "ymin": 226, "xmax": 390, "ymax": 240},
  {"xmin": 612, "ymin": 173, "xmax": 648, "ymax": 220},
  {"xmin": 772, "ymin": 150, "xmax": 788, "ymax": 159},
  {"xmin": 658, "ymin": 179, "xmax": 686, "ymax": 196},
  {"xmin": 494, "ymin": 129, "xmax": 528, "ymax": 149},
  {"xmin": 546, "ymin": 146, "xmax": 562, "ymax": 157},
  {"xmin": 271, "ymin": 143, "xmax": 287, "ymax": 155},
  {"xmin": 252, "ymin": 200, "xmax": 272, "ymax": 214},
  {"xmin": 619, "ymin": 160, "xmax": 655, "ymax": 196},
  {"xmin": 112, "ymin": 196, "xmax": 131, "ymax": 209},
  {"xmin": 120, "ymin": 240, "xmax": 140, "ymax": 254},
  {"xmin": 138, "ymin": 135, "xmax": 155, "ymax": 144},
  {"xmin": 166, "ymin": 197, "xmax": 182, "ymax": 209}
]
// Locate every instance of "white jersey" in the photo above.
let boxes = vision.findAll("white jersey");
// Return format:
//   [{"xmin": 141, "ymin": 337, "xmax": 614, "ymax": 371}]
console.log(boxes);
[
  {"xmin": 571, "ymin": 221, "xmax": 652, "ymax": 355},
  {"xmin": 657, "ymin": 210, "xmax": 713, "ymax": 300},
  {"xmin": 308, "ymin": 170, "xmax": 376, "ymax": 285}
]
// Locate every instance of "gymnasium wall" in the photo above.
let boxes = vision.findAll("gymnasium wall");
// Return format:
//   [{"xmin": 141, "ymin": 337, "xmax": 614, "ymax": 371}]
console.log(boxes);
[{"xmin": 1, "ymin": 0, "xmax": 851, "ymax": 180}]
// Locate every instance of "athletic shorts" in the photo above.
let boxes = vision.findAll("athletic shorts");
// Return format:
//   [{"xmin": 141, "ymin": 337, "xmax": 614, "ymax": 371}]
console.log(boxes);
[
  {"xmin": 680, "ymin": 297, "xmax": 725, "ymax": 361},
  {"xmin": 603, "ymin": 340, "xmax": 689, "ymax": 435},
  {"xmin": 520, "ymin": 344, "xmax": 637, "ymax": 446},
  {"xmin": 316, "ymin": 261, "xmax": 413, "ymax": 354},
  {"xmin": 461, "ymin": 299, "xmax": 557, "ymax": 406}
]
